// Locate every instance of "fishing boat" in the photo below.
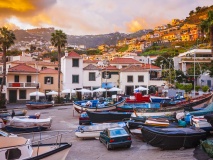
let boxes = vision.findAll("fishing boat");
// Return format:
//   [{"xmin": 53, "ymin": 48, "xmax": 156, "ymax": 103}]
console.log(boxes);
[
  {"xmin": 131, "ymin": 93, "xmax": 213, "ymax": 117},
  {"xmin": 86, "ymin": 111, "xmax": 131, "ymax": 123},
  {"xmin": 3, "ymin": 117, "xmax": 52, "ymax": 133},
  {"xmin": 75, "ymin": 122, "xmax": 126, "ymax": 138},
  {"xmin": 0, "ymin": 130, "xmax": 72, "ymax": 160},
  {"xmin": 116, "ymin": 103, "xmax": 160, "ymax": 112},
  {"xmin": 0, "ymin": 110, "xmax": 27, "ymax": 118},
  {"xmin": 126, "ymin": 116, "xmax": 175, "ymax": 129},
  {"xmin": 141, "ymin": 126, "xmax": 206, "ymax": 150},
  {"xmin": 73, "ymin": 97, "xmax": 126, "ymax": 113},
  {"xmin": 189, "ymin": 101, "xmax": 213, "ymax": 116},
  {"xmin": 26, "ymin": 101, "xmax": 53, "ymax": 110},
  {"xmin": 150, "ymin": 96, "xmax": 171, "ymax": 103},
  {"xmin": 125, "ymin": 92, "xmax": 151, "ymax": 103},
  {"xmin": 204, "ymin": 114, "xmax": 213, "ymax": 127},
  {"xmin": 191, "ymin": 116, "xmax": 212, "ymax": 132}
]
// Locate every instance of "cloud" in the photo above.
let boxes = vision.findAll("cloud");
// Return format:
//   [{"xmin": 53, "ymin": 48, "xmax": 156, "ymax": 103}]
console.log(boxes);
[
  {"xmin": 0, "ymin": 0, "xmax": 213, "ymax": 35},
  {"xmin": 0, "ymin": 0, "xmax": 56, "ymax": 29}
]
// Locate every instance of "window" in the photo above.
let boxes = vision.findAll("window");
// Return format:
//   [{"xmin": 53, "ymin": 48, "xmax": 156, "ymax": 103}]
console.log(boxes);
[
  {"xmin": 72, "ymin": 75, "xmax": 79, "ymax": 83},
  {"xmin": 127, "ymin": 76, "xmax": 133, "ymax": 82},
  {"xmin": 89, "ymin": 72, "xmax": 95, "ymax": 81},
  {"xmin": 14, "ymin": 75, "xmax": 19, "ymax": 82},
  {"xmin": 41, "ymin": 66, "xmax": 47, "ymax": 70},
  {"xmin": 0, "ymin": 78, "xmax": 5, "ymax": 85},
  {"xmin": 138, "ymin": 75, "xmax": 144, "ymax": 82},
  {"xmin": 19, "ymin": 90, "xmax": 26, "ymax": 99},
  {"xmin": 27, "ymin": 75, "xmax": 31, "ymax": 82},
  {"xmin": 72, "ymin": 59, "xmax": 79, "ymax": 67},
  {"xmin": 44, "ymin": 77, "xmax": 53, "ymax": 84}
]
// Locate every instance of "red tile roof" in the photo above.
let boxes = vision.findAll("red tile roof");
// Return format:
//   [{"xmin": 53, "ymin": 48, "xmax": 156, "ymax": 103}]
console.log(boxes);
[
  {"xmin": 109, "ymin": 58, "xmax": 141, "ymax": 64},
  {"xmin": 102, "ymin": 65, "xmax": 119, "ymax": 70},
  {"xmin": 120, "ymin": 65, "xmax": 147, "ymax": 72},
  {"xmin": 68, "ymin": 51, "xmax": 81, "ymax": 58},
  {"xmin": 11, "ymin": 60, "xmax": 58, "ymax": 66},
  {"xmin": 83, "ymin": 60, "xmax": 99, "ymax": 63},
  {"xmin": 40, "ymin": 68, "xmax": 58, "ymax": 73},
  {"xmin": 8, "ymin": 64, "xmax": 38, "ymax": 73},
  {"xmin": 141, "ymin": 64, "xmax": 161, "ymax": 69},
  {"xmin": 83, "ymin": 64, "xmax": 100, "ymax": 70}
]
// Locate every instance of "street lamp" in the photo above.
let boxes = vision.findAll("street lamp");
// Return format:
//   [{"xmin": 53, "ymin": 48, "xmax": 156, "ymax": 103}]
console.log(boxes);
[
  {"xmin": 159, "ymin": 56, "xmax": 173, "ymax": 87},
  {"xmin": 103, "ymin": 60, "xmax": 109, "ymax": 98}
]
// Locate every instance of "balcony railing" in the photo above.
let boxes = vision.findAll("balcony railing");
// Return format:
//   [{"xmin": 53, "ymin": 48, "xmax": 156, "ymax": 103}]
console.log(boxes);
[{"xmin": 7, "ymin": 82, "xmax": 40, "ymax": 88}]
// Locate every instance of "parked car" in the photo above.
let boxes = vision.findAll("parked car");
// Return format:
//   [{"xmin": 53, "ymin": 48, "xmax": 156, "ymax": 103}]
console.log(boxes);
[
  {"xmin": 99, "ymin": 127, "xmax": 132, "ymax": 150},
  {"xmin": 79, "ymin": 112, "xmax": 91, "ymax": 125}
]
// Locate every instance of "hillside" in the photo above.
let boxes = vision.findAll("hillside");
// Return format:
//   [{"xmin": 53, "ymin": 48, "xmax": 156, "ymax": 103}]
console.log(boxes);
[{"xmin": 13, "ymin": 28, "xmax": 150, "ymax": 48}]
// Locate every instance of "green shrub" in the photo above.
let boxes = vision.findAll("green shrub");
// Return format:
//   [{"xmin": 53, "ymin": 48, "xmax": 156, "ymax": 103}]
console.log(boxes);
[
  {"xmin": 54, "ymin": 96, "xmax": 64, "ymax": 104},
  {"xmin": 195, "ymin": 86, "xmax": 200, "ymax": 92},
  {"xmin": 202, "ymin": 85, "xmax": 209, "ymax": 92},
  {"xmin": 176, "ymin": 83, "xmax": 193, "ymax": 93}
]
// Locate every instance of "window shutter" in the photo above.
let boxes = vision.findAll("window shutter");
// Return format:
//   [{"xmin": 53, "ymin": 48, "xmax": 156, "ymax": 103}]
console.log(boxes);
[
  {"xmin": 51, "ymin": 77, "xmax": 54, "ymax": 84},
  {"xmin": 44, "ymin": 77, "xmax": 47, "ymax": 84}
]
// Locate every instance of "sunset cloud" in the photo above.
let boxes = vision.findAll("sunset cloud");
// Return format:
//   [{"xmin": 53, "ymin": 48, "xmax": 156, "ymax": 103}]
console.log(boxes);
[{"xmin": 0, "ymin": 0, "xmax": 212, "ymax": 35}]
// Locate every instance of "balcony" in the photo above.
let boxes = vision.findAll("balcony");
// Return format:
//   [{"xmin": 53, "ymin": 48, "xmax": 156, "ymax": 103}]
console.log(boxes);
[{"xmin": 7, "ymin": 82, "xmax": 40, "ymax": 88}]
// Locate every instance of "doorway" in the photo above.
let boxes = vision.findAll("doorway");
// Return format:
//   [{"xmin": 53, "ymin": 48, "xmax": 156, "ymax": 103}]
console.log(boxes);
[
  {"xmin": 125, "ymin": 86, "xmax": 134, "ymax": 96},
  {"xmin": 9, "ymin": 90, "xmax": 17, "ymax": 103}
]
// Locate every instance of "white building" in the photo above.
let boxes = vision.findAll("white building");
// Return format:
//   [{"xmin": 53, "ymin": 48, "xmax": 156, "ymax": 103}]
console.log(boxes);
[
  {"xmin": 174, "ymin": 49, "xmax": 213, "ymax": 75},
  {"xmin": 83, "ymin": 64, "xmax": 102, "ymax": 90},
  {"xmin": 61, "ymin": 51, "xmax": 83, "ymax": 90}
]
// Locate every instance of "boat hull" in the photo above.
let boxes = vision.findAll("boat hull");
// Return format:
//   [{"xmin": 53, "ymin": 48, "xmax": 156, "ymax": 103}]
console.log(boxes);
[
  {"xmin": 4, "ymin": 125, "xmax": 50, "ymax": 133},
  {"xmin": 26, "ymin": 103, "xmax": 53, "ymax": 110},
  {"xmin": 30, "ymin": 143, "xmax": 71, "ymax": 160},
  {"xmin": 86, "ymin": 111, "xmax": 131, "ymax": 123},
  {"xmin": 73, "ymin": 98, "xmax": 125, "ymax": 113},
  {"xmin": 142, "ymin": 126, "xmax": 206, "ymax": 150}
]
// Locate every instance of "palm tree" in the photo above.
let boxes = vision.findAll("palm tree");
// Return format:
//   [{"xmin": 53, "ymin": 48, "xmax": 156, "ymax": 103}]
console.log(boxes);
[
  {"xmin": 51, "ymin": 30, "xmax": 67, "ymax": 102},
  {"xmin": 200, "ymin": 10, "xmax": 213, "ymax": 56},
  {"xmin": 0, "ymin": 27, "xmax": 16, "ymax": 106}
]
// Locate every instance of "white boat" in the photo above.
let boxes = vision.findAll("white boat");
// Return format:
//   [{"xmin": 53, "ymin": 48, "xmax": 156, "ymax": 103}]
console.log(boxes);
[
  {"xmin": 131, "ymin": 111, "xmax": 178, "ymax": 117},
  {"xmin": 0, "ymin": 130, "xmax": 72, "ymax": 160},
  {"xmin": 75, "ymin": 122, "xmax": 126, "ymax": 138},
  {"xmin": 191, "ymin": 116, "xmax": 212, "ymax": 128},
  {"xmin": 4, "ymin": 117, "xmax": 52, "ymax": 133}
]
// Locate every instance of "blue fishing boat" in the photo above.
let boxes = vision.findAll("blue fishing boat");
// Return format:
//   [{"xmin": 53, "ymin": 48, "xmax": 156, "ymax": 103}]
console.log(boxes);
[
  {"xmin": 73, "ymin": 97, "xmax": 126, "ymax": 113},
  {"xmin": 116, "ymin": 103, "xmax": 160, "ymax": 112},
  {"xmin": 150, "ymin": 96, "xmax": 171, "ymax": 103}
]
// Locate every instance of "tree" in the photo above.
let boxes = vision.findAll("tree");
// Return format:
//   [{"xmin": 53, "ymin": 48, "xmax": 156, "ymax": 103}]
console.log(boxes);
[
  {"xmin": 51, "ymin": 30, "xmax": 67, "ymax": 103},
  {"xmin": 195, "ymin": 6, "xmax": 201, "ymax": 13},
  {"xmin": 0, "ymin": 27, "xmax": 16, "ymax": 107},
  {"xmin": 189, "ymin": 10, "xmax": 194, "ymax": 16},
  {"xmin": 200, "ymin": 10, "xmax": 213, "ymax": 56}
]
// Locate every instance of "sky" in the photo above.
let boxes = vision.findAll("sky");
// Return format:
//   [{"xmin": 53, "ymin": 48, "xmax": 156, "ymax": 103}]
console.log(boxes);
[{"xmin": 0, "ymin": 0, "xmax": 213, "ymax": 35}]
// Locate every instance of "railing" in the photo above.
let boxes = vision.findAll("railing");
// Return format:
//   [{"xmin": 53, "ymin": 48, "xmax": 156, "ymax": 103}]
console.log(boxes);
[
  {"xmin": 7, "ymin": 82, "xmax": 40, "ymax": 88},
  {"xmin": 0, "ymin": 130, "xmax": 73, "ymax": 159}
]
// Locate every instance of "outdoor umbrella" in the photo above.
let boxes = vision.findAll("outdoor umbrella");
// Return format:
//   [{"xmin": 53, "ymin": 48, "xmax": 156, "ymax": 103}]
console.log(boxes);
[
  {"xmin": 29, "ymin": 91, "xmax": 45, "ymax": 96},
  {"xmin": 134, "ymin": 86, "xmax": 149, "ymax": 91},
  {"xmin": 62, "ymin": 89, "xmax": 76, "ymax": 94},
  {"xmin": 92, "ymin": 88, "xmax": 106, "ymax": 92},
  {"xmin": 108, "ymin": 87, "xmax": 122, "ymax": 92},
  {"xmin": 46, "ymin": 91, "xmax": 59, "ymax": 96},
  {"xmin": 76, "ymin": 88, "xmax": 92, "ymax": 93}
]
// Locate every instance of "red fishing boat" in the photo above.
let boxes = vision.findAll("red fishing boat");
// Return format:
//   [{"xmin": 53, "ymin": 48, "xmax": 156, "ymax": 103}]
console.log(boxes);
[{"xmin": 125, "ymin": 92, "xmax": 151, "ymax": 103}]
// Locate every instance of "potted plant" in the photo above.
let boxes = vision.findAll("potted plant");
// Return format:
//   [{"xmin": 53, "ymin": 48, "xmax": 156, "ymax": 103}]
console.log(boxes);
[
  {"xmin": 202, "ymin": 85, "xmax": 209, "ymax": 93},
  {"xmin": 195, "ymin": 86, "xmax": 200, "ymax": 95}
]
